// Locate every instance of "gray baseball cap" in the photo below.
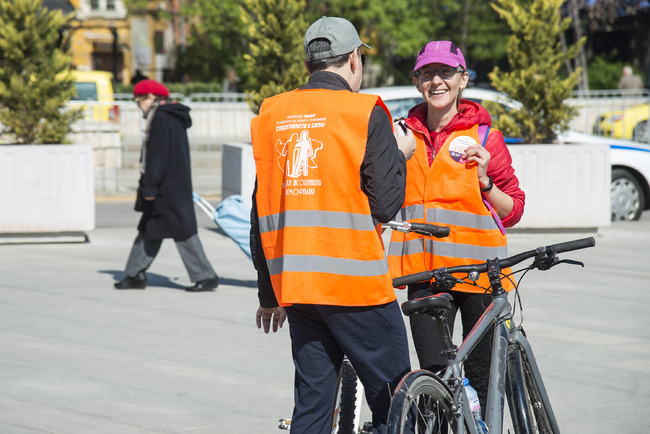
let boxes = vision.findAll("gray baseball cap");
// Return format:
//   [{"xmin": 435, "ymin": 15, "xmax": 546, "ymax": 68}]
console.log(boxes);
[{"xmin": 304, "ymin": 16, "xmax": 372, "ymax": 61}]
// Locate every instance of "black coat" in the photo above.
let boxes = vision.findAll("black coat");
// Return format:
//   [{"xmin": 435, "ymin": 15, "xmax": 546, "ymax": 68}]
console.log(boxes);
[{"xmin": 137, "ymin": 103, "xmax": 197, "ymax": 240}]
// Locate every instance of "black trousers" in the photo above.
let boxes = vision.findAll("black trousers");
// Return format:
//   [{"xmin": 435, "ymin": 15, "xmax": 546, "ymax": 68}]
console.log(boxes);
[
  {"xmin": 285, "ymin": 301, "xmax": 411, "ymax": 434},
  {"xmin": 408, "ymin": 284, "xmax": 493, "ymax": 413}
]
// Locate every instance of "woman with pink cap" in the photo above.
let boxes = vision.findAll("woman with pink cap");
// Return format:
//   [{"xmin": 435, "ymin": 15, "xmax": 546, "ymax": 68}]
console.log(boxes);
[{"xmin": 387, "ymin": 40, "xmax": 526, "ymax": 413}]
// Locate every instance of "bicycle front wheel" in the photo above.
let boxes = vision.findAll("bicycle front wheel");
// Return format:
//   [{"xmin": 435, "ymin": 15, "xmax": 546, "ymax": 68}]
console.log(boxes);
[
  {"xmin": 331, "ymin": 358, "xmax": 361, "ymax": 434},
  {"xmin": 506, "ymin": 343, "xmax": 559, "ymax": 434},
  {"xmin": 387, "ymin": 370, "xmax": 465, "ymax": 434}
]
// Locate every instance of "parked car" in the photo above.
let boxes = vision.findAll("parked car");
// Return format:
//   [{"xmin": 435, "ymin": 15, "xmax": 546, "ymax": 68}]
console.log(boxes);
[
  {"xmin": 69, "ymin": 70, "xmax": 119, "ymax": 122},
  {"xmin": 361, "ymin": 85, "xmax": 650, "ymax": 221},
  {"xmin": 594, "ymin": 103, "xmax": 649, "ymax": 143}
]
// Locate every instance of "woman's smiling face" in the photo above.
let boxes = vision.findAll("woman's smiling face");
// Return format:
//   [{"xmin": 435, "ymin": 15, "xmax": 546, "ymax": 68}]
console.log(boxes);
[{"xmin": 412, "ymin": 62, "xmax": 469, "ymax": 114}]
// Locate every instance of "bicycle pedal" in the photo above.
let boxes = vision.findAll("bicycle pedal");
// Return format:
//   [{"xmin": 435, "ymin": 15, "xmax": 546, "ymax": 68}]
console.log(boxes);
[{"xmin": 278, "ymin": 418, "xmax": 291, "ymax": 430}]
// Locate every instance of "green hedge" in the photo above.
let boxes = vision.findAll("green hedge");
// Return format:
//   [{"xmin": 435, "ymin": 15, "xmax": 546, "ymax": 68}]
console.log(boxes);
[
  {"xmin": 587, "ymin": 52, "xmax": 625, "ymax": 90},
  {"xmin": 115, "ymin": 82, "xmax": 224, "ymax": 96}
]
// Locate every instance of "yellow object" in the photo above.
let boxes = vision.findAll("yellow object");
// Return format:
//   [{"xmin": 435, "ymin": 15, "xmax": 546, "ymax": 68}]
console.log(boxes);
[
  {"xmin": 596, "ymin": 103, "xmax": 649, "ymax": 141},
  {"xmin": 68, "ymin": 70, "xmax": 118, "ymax": 122}
]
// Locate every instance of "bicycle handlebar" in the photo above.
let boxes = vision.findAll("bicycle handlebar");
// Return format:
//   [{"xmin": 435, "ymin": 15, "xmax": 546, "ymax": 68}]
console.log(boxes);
[
  {"xmin": 392, "ymin": 237, "xmax": 595, "ymax": 288},
  {"xmin": 384, "ymin": 220, "xmax": 451, "ymax": 239},
  {"xmin": 411, "ymin": 223, "xmax": 451, "ymax": 238}
]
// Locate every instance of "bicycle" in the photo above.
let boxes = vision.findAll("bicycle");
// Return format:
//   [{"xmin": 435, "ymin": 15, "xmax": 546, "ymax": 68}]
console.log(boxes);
[
  {"xmin": 279, "ymin": 357, "xmax": 369, "ymax": 433},
  {"xmin": 386, "ymin": 237, "xmax": 596, "ymax": 434},
  {"xmin": 279, "ymin": 220, "xmax": 451, "ymax": 433}
]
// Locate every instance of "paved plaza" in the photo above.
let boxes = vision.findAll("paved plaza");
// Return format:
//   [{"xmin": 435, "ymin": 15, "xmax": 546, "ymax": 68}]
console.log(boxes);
[{"xmin": 1, "ymin": 199, "xmax": 649, "ymax": 433}]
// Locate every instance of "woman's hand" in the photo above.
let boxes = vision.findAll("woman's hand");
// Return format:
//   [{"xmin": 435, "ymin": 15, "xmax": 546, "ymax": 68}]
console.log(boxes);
[
  {"xmin": 464, "ymin": 144, "xmax": 491, "ymax": 189},
  {"xmin": 464, "ymin": 144, "xmax": 514, "ymax": 219}
]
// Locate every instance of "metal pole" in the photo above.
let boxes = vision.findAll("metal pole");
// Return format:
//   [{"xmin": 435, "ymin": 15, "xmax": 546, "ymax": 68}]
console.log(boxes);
[{"xmin": 111, "ymin": 26, "xmax": 118, "ymax": 79}]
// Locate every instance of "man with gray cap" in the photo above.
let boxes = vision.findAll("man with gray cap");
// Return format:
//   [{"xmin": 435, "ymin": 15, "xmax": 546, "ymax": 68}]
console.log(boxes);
[{"xmin": 250, "ymin": 16, "xmax": 415, "ymax": 434}]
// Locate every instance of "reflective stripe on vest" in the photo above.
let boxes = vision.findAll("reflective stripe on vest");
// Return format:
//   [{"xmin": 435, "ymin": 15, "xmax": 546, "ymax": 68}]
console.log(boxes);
[
  {"xmin": 267, "ymin": 255, "xmax": 388, "ymax": 277},
  {"xmin": 260, "ymin": 209, "xmax": 388, "ymax": 276},
  {"xmin": 388, "ymin": 124, "xmax": 512, "ymax": 293},
  {"xmin": 259, "ymin": 209, "xmax": 377, "ymax": 234},
  {"xmin": 251, "ymin": 88, "xmax": 396, "ymax": 306},
  {"xmin": 388, "ymin": 238, "xmax": 507, "ymax": 261},
  {"xmin": 395, "ymin": 205, "xmax": 501, "ymax": 231}
]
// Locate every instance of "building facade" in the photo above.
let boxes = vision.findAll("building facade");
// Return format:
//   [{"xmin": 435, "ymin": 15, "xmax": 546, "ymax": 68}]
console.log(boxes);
[{"xmin": 52, "ymin": 0, "xmax": 186, "ymax": 84}]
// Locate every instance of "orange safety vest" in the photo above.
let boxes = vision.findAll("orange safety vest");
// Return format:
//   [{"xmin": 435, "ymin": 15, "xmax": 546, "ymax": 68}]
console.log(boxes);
[
  {"xmin": 251, "ymin": 88, "xmax": 396, "ymax": 307},
  {"xmin": 387, "ymin": 124, "xmax": 513, "ymax": 293}
]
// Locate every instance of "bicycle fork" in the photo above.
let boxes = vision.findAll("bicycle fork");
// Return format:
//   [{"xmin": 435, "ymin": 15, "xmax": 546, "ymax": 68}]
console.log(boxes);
[
  {"xmin": 485, "ymin": 312, "xmax": 511, "ymax": 433},
  {"xmin": 508, "ymin": 328, "xmax": 561, "ymax": 433}
]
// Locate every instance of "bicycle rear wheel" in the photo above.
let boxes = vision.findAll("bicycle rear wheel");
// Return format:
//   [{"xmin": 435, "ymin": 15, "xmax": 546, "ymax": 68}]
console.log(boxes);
[
  {"xmin": 332, "ymin": 358, "xmax": 361, "ymax": 434},
  {"xmin": 506, "ymin": 343, "xmax": 558, "ymax": 434},
  {"xmin": 387, "ymin": 370, "xmax": 465, "ymax": 434}
]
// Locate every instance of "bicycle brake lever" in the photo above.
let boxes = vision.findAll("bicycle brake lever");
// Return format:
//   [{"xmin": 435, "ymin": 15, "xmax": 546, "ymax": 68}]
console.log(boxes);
[
  {"xmin": 433, "ymin": 270, "xmax": 462, "ymax": 291},
  {"xmin": 556, "ymin": 259, "xmax": 585, "ymax": 267},
  {"xmin": 531, "ymin": 251, "xmax": 558, "ymax": 271}
]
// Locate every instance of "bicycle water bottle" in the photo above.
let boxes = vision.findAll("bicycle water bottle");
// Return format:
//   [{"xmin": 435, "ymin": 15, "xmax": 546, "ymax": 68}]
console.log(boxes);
[{"xmin": 463, "ymin": 377, "xmax": 488, "ymax": 433}]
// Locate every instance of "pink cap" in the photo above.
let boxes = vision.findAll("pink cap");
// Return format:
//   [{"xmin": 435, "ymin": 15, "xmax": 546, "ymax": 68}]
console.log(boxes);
[{"xmin": 413, "ymin": 41, "xmax": 466, "ymax": 72}]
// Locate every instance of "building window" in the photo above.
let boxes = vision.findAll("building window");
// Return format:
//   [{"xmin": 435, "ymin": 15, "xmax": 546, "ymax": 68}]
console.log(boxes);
[
  {"xmin": 86, "ymin": 0, "xmax": 123, "ymax": 13},
  {"xmin": 154, "ymin": 31, "xmax": 165, "ymax": 54}
]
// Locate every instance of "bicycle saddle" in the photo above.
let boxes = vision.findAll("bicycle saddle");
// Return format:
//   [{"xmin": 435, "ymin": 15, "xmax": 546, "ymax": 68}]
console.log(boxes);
[{"xmin": 401, "ymin": 293, "xmax": 453, "ymax": 317}]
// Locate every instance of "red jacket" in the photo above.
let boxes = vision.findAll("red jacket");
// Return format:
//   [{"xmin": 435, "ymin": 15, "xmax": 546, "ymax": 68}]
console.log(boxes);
[{"xmin": 405, "ymin": 100, "xmax": 525, "ymax": 228}]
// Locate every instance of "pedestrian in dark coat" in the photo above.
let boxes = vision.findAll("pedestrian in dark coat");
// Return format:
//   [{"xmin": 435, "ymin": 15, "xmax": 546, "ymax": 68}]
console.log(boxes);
[
  {"xmin": 115, "ymin": 79, "xmax": 219, "ymax": 292},
  {"xmin": 137, "ymin": 101, "xmax": 196, "ymax": 239}
]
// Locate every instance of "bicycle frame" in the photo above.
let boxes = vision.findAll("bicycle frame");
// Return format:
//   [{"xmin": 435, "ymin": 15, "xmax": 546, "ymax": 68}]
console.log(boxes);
[
  {"xmin": 440, "ymin": 289, "xmax": 559, "ymax": 433},
  {"xmin": 390, "ymin": 237, "xmax": 594, "ymax": 434}
]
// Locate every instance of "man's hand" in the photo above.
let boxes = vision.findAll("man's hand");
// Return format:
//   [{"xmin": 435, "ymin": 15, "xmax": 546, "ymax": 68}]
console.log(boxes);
[
  {"xmin": 256, "ymin": 306, "xmax": 287, "ymax": 333},
  {"xmin": 395, "ymin": 129, "xmax": 416, "ymax": 160}
]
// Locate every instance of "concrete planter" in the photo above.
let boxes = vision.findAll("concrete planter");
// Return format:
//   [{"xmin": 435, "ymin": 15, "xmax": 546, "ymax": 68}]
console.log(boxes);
[
  {"xmin": 70, "ymin": 122, "xmax": 122, "ymax": 192},
  {"xmin": 0, "ymin": 144, "xmax": 95, "ymax": 240},
  {"xmin": 222, "ymin": 141, "xmax": 255, "ymax": 207},
  {"xmin": 509, "ymin": 144, "xmax": 610, "ymax": 230}
]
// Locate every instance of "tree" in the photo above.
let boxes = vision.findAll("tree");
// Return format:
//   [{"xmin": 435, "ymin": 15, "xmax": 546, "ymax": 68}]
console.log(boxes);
[
  {"xmin": 0, "ymin": 0, "xmax": 81, "ymax": 144},
  {"xmin": 242, "ymin": 0, "xmax": 309, "ymax": 114},
  {"xmin": 487, "ymin": 0, "xmax": 585, "ymax": 143},
  {"xmin": 563, "ymin": 0, "xmax": 589, "ymax": 91},
  {"xmin": 177, "ymin": 0, "xmax": 249, "ymax": 85},
  {"xmin": 303, "ymin": 0, "xmax": 509, "ymax": 85},
  {"xmin": 170, "ymin": 0, "xmax": 510, "ymax": 90}
]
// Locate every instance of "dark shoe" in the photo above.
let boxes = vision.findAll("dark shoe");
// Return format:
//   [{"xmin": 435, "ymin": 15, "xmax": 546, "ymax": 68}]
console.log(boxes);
[
  {"xmin": 185, "ymin": 276, "xmax": 219, "ymax": 292},
  {"xmin": 114, "ymin": 276, "xmax": 147, "ymax": 290}
]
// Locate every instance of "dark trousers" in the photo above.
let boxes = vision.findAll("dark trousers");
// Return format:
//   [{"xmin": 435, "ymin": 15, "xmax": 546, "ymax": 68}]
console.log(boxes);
[
  {"xmin": 285, "ymin": 301, "xmax": 411, "ymax": 434},
  {"xmin": 408, "ymin": 284, "xmax": 493, "ymax": 413},
  {"xmin": 124, "ymin": 232, "xmax": 216, "ymax": 283}
]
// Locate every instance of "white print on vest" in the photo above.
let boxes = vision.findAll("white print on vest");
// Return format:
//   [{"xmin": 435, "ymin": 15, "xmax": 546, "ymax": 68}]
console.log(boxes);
[
  {"xmin": 276, "ymin": 130, "xmax": 323, "ymax": 178},
  {"xmin": 448, "ymin": 135, "xmax": 478, "ymax": 164}
]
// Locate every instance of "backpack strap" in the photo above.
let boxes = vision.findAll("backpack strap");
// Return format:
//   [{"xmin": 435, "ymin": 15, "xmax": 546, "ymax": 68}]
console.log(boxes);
[
  {"xmin": 477, "ymin": 124, "xmax": 491, "ymax": 148},
  {"xmin": 476, "ymin": 124, "xmax": 506, "ymax": 235}
]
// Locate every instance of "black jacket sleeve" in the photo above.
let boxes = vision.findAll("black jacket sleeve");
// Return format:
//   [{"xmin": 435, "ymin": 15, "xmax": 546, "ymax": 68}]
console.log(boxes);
[
  {"xmin": 361, "ymin": 106, "xmax": 407, "ymax": 223},
  {"xmin": 250, "ymin": 180, "xmax": 279, "ymax": 308}
]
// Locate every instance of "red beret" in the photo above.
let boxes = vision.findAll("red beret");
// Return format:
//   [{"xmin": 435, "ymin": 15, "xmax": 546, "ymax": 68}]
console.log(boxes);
[{"xmin": 133, "ymin": 79, "xmax": 170, "ymax": 97}]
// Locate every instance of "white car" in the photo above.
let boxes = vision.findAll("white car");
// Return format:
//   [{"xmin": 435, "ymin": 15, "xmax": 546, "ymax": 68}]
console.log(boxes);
[{"xmin": 361, "ymin": 85, "xmax": 650, "ymax": 221}]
